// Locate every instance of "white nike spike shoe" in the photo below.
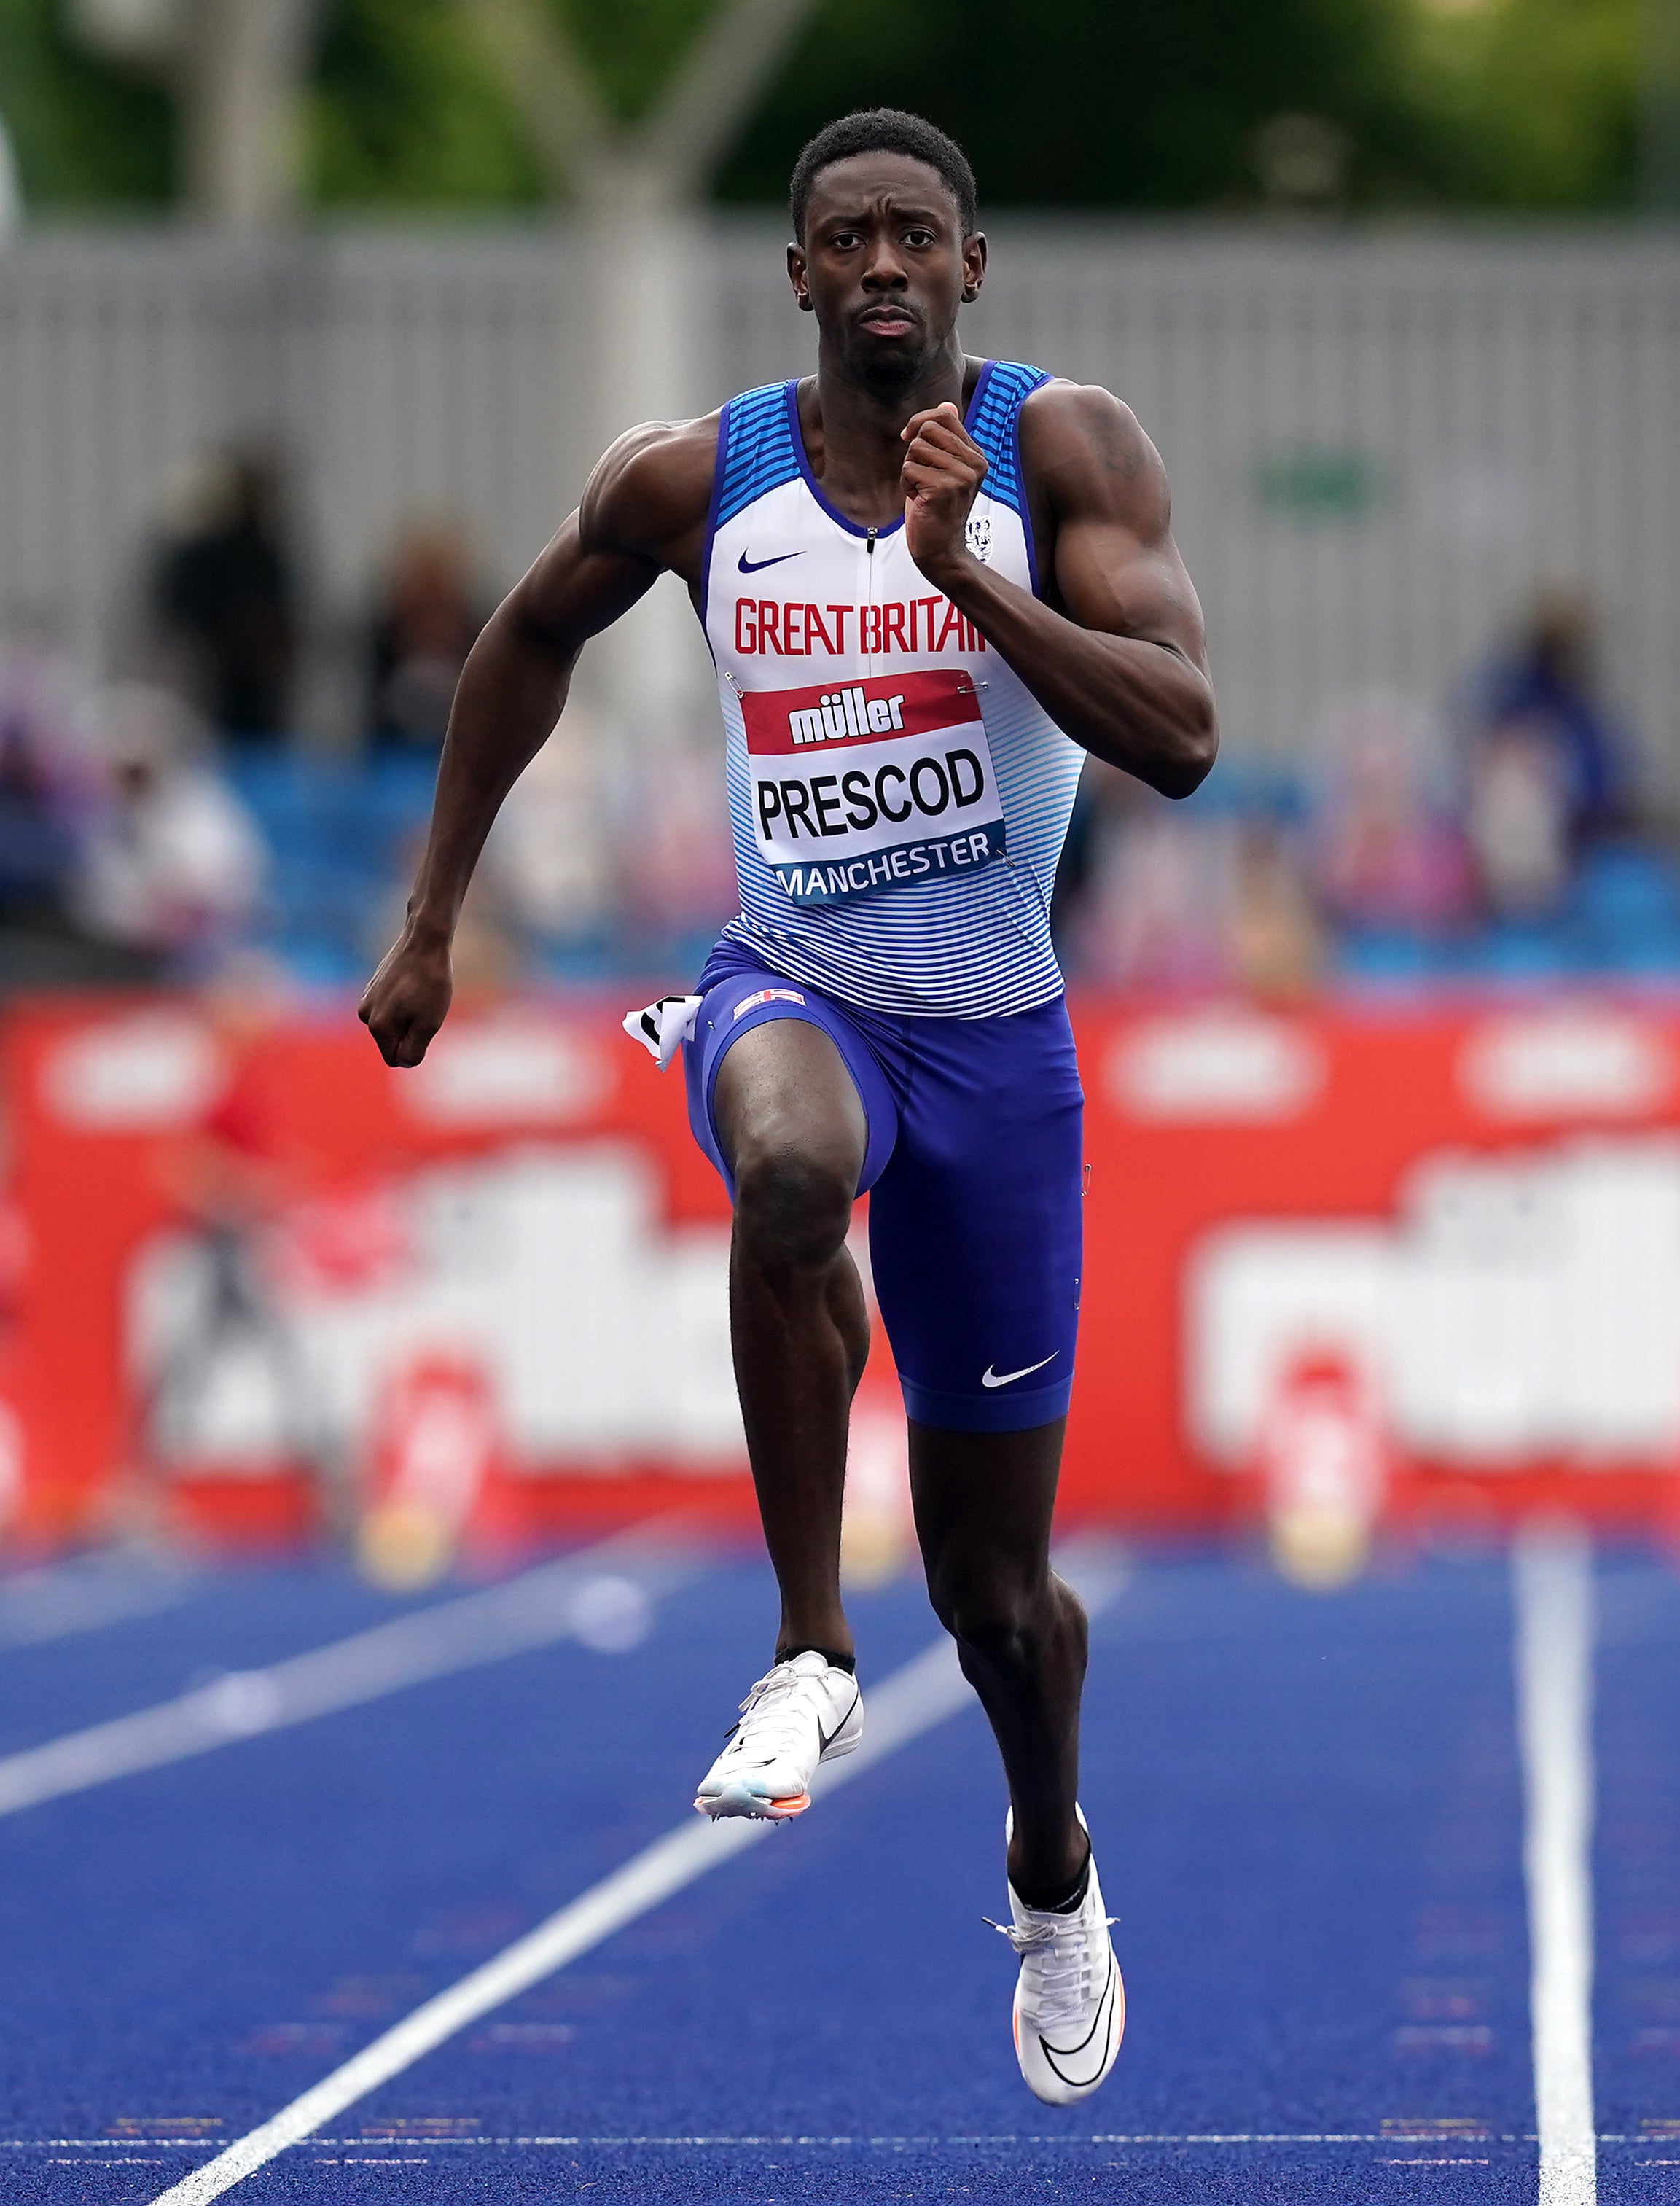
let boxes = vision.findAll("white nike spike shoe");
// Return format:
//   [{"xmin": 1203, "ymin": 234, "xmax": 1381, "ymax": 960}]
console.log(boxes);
[
  {"xmin": 694, "ymin": 1650, "xmax": 863, "ymax": 1820},
  {"xmin": 993, "ymin": 1809, "xmax": 1125, "ymax": 2105}
]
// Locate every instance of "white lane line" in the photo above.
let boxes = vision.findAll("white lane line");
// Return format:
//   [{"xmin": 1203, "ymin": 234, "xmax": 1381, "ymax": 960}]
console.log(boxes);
[
  {"xmin": 146, "ymin": 1549, "xmax": 1126, "ymax": 2206},
  {"xmin": 1515, "ymin": 1521, "xmax": 1598, "ymax": 2206},
  {"xmin": 0, "ymin": 2130, "xmax": 1567, "ymax": 2150},
  {"xmin": 0, "ymin": 1530, "xmax": 692, "ymax": 1822},
  {"xmin": 0, "ymin": 1553, "xmax": 194, "ymax": 1649}
]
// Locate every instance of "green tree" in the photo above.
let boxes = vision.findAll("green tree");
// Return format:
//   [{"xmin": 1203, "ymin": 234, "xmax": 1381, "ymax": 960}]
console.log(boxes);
[
  {"xmin": 310, "ymin": 0, "xmax": 544, "ymax": 208},
  {"xmin": 0, "ymin": 0, "xmax": 172, "ymax": 206},
  {"xmin": 0, "ymin": 0, "xmax": 1648, "ymax": 214},
  {"xmin": 721, "ymin": 0, "xmax": 1425, "ymax": 211},
  {"xmin": 1400, "ymin": 0, "xmax": 1641, "ymax": 208},
  {"xmin": 719, "ymin": 0, "xmax": 1641, "ymax": 211},
  {"xmin": 554, "ymin": 0, "xmax": 719, "ymax": 124}
]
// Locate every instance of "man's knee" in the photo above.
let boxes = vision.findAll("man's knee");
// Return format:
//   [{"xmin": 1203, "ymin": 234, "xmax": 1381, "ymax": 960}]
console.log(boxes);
[
  {"xmin": 928, "ymin": 1556, "xmax": 1041, "ymax": 1665},
  {"xmin": 732, "ymin": 1135, "xmax": 855, "ymax": 1274},
  {"xmin": 927, "ymin": 1555, "xmax": 1084, "ymax": 1677}
]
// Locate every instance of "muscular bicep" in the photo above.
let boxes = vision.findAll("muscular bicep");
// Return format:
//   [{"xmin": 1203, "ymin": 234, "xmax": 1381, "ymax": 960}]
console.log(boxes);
[
  {"xmin": 496, "ymin": 411, "xmax": 716, "ymax": 662},
  {"xmin": 1025, "ymin": 382, "xmax": 1208, "ymax": 671},
  {"xmin": 498, "ymin": 511, "xmax": 658, "ymax": 663},
  {"xmin": 1052, "ymin": 510, "xmax": 1208, "ymax": 673}
]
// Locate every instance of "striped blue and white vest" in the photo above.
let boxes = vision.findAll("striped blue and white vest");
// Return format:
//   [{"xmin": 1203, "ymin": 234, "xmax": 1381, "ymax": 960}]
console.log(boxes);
[{"xmin": 699, "ymin": 362, "xmax": 1084, "ymax": 1019}]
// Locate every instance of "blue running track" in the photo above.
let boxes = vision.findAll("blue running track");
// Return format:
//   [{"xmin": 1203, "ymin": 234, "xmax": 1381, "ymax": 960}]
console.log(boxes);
[{"xmin": 0, "ymin": 1538, "xmax": 1670, "ymax": 2202}]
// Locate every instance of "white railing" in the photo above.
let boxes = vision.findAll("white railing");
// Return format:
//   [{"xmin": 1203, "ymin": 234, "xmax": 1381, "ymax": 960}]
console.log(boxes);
[{"xmin": 3, "ymin": 218, "xmax": 1678, "ymax": 782}]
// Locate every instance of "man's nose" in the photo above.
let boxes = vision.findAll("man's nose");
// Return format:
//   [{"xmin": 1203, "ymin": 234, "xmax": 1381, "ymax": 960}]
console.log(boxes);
[{"xmin": 861, "ymin": 237, "xmax": 909, "ymax": 288}]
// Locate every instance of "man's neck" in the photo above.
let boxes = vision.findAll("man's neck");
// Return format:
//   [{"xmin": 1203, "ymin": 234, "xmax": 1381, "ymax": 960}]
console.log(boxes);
[{"xmin": 803, "ymin": 341, "xmax": 974, "ymax": 526}]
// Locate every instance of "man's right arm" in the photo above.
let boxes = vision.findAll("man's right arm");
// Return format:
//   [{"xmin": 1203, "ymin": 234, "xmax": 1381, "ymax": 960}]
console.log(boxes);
[{"xmin": 359, "ymin": 414, "xmax": 716, "ymax": 1067}]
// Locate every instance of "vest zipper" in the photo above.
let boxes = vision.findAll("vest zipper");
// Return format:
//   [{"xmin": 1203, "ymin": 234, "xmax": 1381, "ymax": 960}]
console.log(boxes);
[{"xmin": 864, "ymin": 526, "xmax": 877, "ymax": 666}]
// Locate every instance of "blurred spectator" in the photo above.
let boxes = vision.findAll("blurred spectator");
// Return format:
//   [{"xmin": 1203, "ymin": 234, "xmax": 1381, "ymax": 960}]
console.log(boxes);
[
  {"xmin": 0, "ymin": 624, "xmax": 106, "ymax": 919},
  {"xmin": 1049, "ymin": 761, "xmax": 1106, "ymax": 959},
  {"xmin": 610, "ymin": 729, "xmax": 738, "ymax": 953},
  {"xmin": 144, "ymin": 961, "xmax": 324, "ymax": 1492},
  {"xmin": 488, "ymin": 708, "xmax": 612, "ymax": 946},
  {"xmin": 1067, "ymin": 799, "xmax": 1324, "ymax": 998},
  {"xmin": 1068, "ymin": 798, "xmax": 1237, "ymax": 990},
  {"xmin": 1310, "ymin": 694, "xmax": 1475, "ymax": 935},
  {"xmin": 373, "ymin": 833, "xmax": 524, "ymax": 996},
  {"xmin": 1471, "ymin": 590, "xmax": 1624, "ymax": 835},
  {"xmin": 450, "ymin": 874, "xmax": 525, "ymax": 996},
  {"xmin": 150, "ymin": 451, "xmax": 299, "ymax": 743},
  {"xmin": 1230, "ymin": 823, "xmax": 1324, "ymax": 999},
  {"xmin": 75, "ymin": 685, "xmax": 267, "ymax": 968},
  {"xmin": 1461, "ymin": 590, "xmax": 1628, "ymax": 916},
  {"xmin": 1465, "ymin": 725, "xmax": 1573, "ymax": 917},
  {"xmin": 366, "ymin": 523, "xmax": 482, "ymax": 753}
]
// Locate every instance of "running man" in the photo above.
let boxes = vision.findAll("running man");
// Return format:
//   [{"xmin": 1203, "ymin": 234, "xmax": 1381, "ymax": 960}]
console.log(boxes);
[{"xmin": 360, "ymin": 108, "xmax": 1215, "ymax": 2105}]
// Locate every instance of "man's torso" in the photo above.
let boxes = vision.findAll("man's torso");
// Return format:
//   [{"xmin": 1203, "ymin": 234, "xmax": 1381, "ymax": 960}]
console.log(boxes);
[{"xmin": 697, "ymin": 363, "xmax": 1084, "ymax": 1019}]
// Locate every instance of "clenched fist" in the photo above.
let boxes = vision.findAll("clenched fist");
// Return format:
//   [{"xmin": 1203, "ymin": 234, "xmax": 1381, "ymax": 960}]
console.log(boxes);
[
  {"xmin": 359, "ymin": 924, "xmax": 453, "ymax": 1068},
  {"xmin": 900, "ymin": 401, "xmax": 988, "ymax": 584}
]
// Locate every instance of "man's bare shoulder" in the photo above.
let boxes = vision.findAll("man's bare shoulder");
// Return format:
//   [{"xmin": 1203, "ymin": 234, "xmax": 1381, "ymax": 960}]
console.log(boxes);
[
  {"xmin": 1017, "ymin": 380, "xmax": 1170, "ymax": 530},
  {"xmin": 579, "ymin": 410, "xmax": 721, "ymax": 566}
]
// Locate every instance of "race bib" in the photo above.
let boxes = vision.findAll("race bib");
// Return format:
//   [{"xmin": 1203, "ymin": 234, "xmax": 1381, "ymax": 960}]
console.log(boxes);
[{"xmin": 738, "ymin": 669, "xmax": 1007, "ymax": 907}]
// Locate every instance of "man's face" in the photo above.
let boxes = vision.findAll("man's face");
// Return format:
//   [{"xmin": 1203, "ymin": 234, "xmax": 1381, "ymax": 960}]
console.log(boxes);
[{"xmin": 789, "ymin": 154, "xmax": 985, "ymax": 391}]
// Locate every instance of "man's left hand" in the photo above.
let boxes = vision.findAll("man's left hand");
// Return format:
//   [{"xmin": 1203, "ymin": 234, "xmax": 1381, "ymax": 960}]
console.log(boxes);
[{"xmin": 901, "ymin": 402, "xmax": 988, "ymax": 582}]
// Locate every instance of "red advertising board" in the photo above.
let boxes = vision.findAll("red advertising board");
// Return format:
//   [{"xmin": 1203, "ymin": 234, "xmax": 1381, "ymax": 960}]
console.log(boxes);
[{"xmin": 2, "ymin": 989, "xmax": 1678, "ymax": 1550}]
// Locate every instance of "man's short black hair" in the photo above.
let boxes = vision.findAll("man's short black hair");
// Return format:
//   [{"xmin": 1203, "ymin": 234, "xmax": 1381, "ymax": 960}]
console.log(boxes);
[{"xmin": 790, "ymin": 109, "xmax": 978, "ymax": 242}]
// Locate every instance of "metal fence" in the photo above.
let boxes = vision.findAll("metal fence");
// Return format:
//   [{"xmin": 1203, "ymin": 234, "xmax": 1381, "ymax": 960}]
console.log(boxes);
[{"xmin": 3, "ymin": 218, "xmax": 1679, "ymax": 785}]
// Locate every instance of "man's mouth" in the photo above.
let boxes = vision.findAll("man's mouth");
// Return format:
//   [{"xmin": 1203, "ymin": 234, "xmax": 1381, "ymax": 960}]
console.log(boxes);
[{"xmin": 857, "ymin": 308, "xmax": 917, "ymax": 337}]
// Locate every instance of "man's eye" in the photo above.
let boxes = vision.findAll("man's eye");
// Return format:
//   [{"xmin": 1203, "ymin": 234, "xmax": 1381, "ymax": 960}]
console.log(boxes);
[{"xmin": 904, "ymin": 229, "xmax": 934, "ymax": 247}]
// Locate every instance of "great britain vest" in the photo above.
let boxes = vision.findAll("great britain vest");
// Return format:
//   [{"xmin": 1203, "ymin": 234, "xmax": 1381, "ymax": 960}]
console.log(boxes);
[{"xmin": 700, "ymin": 362, "xmax": 1084, "ymax": 1018}]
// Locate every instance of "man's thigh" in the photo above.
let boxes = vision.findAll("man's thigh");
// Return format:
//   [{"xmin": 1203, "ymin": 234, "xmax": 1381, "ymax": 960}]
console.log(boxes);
[
  {"xmin": 868, "ymin": 997, "xmax": 1084, "ymax": 1435},
  {"xmin": 683, "ymin": 967, "xmax": 899, "ymax": 1197},
  {"xmin": 714, "ymin": 1020, "xmax": 865, "ymax": 1185}
]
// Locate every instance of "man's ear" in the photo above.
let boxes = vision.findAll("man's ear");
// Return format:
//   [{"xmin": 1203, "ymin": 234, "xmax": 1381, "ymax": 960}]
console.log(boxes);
[
  {"xmin": 786, "ymin": 241, "xmax": 814, "ymax": 313},
  {"xmin": 961, "ymin": 231, "xmax": 988, "ymax": 306}
]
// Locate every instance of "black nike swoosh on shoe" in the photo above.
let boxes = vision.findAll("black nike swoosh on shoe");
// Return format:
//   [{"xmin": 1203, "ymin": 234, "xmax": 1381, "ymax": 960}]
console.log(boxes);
[
  {"xmin": 1041, "ymin": 1962, "xmax": 1118, "ymax": 2087},
  {"xmin": 738, "ymin": 550, "xmax": 803, "ymax": 573},
  {"xmin": 816, "ymin": 1690, "xmax": 860, "ymax": 1755}
]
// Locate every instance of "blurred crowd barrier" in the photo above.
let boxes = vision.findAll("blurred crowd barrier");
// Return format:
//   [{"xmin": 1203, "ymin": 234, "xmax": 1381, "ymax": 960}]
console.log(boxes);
[
  {"xmin": 3, "ymin": 988, "xmax": 1680, "ymax": 1559},
  {"xmin": 1, "ymin": 219, "xmax": 1678, "ymax": 993},
  {"xmin": 1, "ymin": 591, "xmax": 1672, "ymax": 999},
  {"xmin": 4, "ymin": 222, "xmax": 1679, "ymax": 771}
]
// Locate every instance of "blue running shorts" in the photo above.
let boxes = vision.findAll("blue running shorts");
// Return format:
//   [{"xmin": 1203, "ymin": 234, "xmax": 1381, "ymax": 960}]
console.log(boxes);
[{"xmin": 684, "ymin": 940, "xmax": 1083, "ymax": 1433}]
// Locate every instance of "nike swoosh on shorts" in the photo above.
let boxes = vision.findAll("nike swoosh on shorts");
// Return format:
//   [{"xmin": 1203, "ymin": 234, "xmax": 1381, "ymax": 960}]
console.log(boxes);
[
  {"xmin": 738, "ymin": 549, "xmax": 803, "ymax": 573},
  {"xmin": 981, "ymin": 1354, "xmax": 1059, "ymax": 1390}
]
